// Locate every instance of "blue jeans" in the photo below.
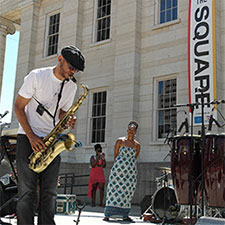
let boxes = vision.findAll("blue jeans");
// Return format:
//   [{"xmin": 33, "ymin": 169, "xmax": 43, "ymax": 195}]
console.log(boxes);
[{"xmin": 16, "ymin": 134, "xmax": 61, "ymax": 225}]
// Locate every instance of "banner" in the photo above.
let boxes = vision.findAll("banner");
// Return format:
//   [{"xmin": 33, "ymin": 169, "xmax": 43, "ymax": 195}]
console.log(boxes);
[{"xmin": 188, "ymin": 0, "xmax": 216, "ymax": 124}]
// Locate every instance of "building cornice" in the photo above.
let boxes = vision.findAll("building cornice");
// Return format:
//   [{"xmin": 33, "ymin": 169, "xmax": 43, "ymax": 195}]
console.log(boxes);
[
  {"xmin": 18, "ymin": 0, "xmax": 41, "ymax": 10},
  {"xmin": 0, "ymin": 16, "xmax": 16, "ymax": 34}
]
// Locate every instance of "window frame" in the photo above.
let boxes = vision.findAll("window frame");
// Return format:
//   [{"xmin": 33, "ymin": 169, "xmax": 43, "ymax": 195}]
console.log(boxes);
[
  {"xmin": 159, "ymin": 0, "xmax": 178, "ymax": 24},
  {"xmin": 44, "ymin": 10, "xmax": 61, "ymax": 58},
  {"xmin": 154, "ymin": 0, "xmax": 180, "ymax": 29},
  {"xmin": 88, "ymin": 88, "xmax": 108, "ymax": 144},
  {"xmin": 153, "ymin": 75, "xmax": 177, "ymax": 141},
  {"xmin": 93, "ymin": 0, "xmax": 111, "ymax": 43}
]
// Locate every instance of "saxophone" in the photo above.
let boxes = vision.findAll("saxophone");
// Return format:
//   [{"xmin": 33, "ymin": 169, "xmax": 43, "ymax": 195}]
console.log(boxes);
[{"xmin": 29, "ymin": 77, "xmax": 89, "ymax": 173}]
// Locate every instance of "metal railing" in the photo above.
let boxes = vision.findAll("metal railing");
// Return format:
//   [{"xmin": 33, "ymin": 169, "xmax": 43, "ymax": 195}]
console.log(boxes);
[{"xmin": 58, "ymin": 173, "xmax": 89, "ymax": 196}]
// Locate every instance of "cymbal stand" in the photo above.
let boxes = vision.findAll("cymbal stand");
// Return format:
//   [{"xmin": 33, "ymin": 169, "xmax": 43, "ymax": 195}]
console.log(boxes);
[{"xmin": 161, "ymin": 171, "xmax": 169, "ymax": 225}]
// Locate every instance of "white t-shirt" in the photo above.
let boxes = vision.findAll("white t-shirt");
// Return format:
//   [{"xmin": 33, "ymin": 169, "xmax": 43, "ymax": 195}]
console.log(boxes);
[{"xmin": 18, "ymin": 66, "xmax": 77, "ymax": 137}]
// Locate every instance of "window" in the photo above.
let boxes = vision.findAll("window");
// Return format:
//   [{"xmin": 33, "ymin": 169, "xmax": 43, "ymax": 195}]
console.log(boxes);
[
  {"xmin": 157, "ymin": 79, "xmax": 177, "ymax": 139},
  {"xmin": 160, "ymin": 0, "xmax": 177, "ymax": 24},
  {"xmin": 46, "ymin": 13, "xmax": 60, "ymax": 56},
  {"xmin": 91, "ymin": 91, "xmax": 107, "ymax": 143},
  {"xmin": 96, "ymin": 0, "xmax": 111, "ymax": 42}
]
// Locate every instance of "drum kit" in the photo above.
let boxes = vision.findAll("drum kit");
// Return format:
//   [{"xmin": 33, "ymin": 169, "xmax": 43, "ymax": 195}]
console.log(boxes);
[
  {"xmin": 0, "ymin": 116, "xmax": 17, "ymax": 225},
  {"xmin": 143, "ymin": 94, "xmax": 225, "ymax": 224}
]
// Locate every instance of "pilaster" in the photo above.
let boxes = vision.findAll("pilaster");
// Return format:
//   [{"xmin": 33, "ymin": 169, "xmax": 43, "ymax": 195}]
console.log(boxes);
[
  {"xmin": 112, "ymin": 0, "xmax": 141, "ymax": 138},
  {"xmin": 0, "ymin": 16, "xmax": 16, "ymax": 98}
]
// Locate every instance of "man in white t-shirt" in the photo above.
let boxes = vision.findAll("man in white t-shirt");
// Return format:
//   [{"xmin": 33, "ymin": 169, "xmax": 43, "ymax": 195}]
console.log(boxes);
[{"xmin": 14, "ymin": 45, "xmax": 85, "ymax": 225}]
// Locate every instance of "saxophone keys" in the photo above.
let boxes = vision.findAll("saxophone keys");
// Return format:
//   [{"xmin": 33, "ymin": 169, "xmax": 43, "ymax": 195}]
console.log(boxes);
[
  {"xmin": 45, "ymin": 141, "xmax": 51, "ymax": 146},
  {"xmin": 49, "ymin": 137, "xmax": 54, "ymax": 142}
]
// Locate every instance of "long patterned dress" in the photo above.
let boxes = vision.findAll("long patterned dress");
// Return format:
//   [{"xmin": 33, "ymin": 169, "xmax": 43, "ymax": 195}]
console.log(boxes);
[{"xmin": 104, "ymin": 146, "xmax": 137, "ymax": 218}]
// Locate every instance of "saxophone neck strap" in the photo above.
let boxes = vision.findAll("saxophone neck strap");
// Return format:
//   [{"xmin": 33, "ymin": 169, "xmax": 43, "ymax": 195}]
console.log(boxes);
[
  {"xmin": 33, "ymin": 79, "xmax": 67, "ymax": 126},
  {"xmin": 53, "ymin": 79, "xmax": 67, "ymax": 126}
]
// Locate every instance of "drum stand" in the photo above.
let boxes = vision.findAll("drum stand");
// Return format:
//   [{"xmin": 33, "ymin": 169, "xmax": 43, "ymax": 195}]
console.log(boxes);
[
  {"xmin": 140, "ymin": 170, "xmax": 172, "ymax": 223},
  {"xmin": 161, "ymin": 171, "xmax": 175, "ymax": 225}
]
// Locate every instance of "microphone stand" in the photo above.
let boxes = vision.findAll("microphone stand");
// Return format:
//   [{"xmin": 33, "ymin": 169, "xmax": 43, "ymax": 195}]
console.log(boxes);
[
  {"xmin": 199, "ymin": 91, "xmax": 206, "ymax": 217},
  {"xmin": 189, "ymin": 104, "xmax": 194, "ymax": 225},
  {"xmin": 173, "ymin": 103, "xmax": 196, "ymax": 225}
]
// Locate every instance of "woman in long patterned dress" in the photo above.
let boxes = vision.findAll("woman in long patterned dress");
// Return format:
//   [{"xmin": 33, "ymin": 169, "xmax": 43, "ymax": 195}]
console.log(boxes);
[{"xmin": 103, "ymin": 121, "xmax": 140, "ymax": 222}]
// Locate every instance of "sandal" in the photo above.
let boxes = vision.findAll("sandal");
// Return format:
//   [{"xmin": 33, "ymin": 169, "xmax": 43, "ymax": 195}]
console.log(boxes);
[
  {"xmin": 103, "ymin": 217, "xmax": 109, "ymax": 221},
  {"xmin": 123, "ymin": 217, "xmax": 135, "ymax": 222}
]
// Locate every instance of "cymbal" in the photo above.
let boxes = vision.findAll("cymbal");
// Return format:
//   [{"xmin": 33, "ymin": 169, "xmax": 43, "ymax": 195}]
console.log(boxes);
[{"xmin": 155, "ymin": 167, "xmax": 171, "ymax": 173}]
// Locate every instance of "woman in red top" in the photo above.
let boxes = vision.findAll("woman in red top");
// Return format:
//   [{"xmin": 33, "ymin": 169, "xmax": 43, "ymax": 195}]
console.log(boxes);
[{"xmin": 88, "ymin": 144, "xmax": 106, "ymax": 207}]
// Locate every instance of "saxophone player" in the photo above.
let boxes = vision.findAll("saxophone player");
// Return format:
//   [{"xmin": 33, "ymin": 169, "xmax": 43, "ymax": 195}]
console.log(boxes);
[{"xmin": 14, "ymin": 45, "xmax": 85, "ymax": 225}]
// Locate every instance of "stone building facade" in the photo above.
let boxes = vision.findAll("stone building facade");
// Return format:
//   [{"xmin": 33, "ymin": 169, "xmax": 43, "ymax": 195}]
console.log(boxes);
[{"xmin": 1, "ymin": 0, "xmax": 225, "ymax": 204}]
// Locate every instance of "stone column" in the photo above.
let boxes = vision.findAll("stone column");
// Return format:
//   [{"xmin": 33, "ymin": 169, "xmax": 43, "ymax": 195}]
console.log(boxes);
[{"xmin": 0, "ymin": 16, "xmax": 16, "ymax": 97}]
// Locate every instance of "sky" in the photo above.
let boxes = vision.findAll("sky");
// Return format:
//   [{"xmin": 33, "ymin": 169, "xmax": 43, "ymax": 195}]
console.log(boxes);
[{"xmin": 0, "ymin": 31, "xmax": 20, "ymax": 124}]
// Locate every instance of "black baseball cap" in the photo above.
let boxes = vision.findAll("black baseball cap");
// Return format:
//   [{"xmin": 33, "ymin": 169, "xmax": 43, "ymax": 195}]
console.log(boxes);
[{"xmin": 61, "ymin": 45, "xmax": 85, "ymax": 71}]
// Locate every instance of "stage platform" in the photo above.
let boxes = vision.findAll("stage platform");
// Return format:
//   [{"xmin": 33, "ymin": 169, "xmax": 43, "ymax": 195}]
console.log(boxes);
[
  {"xmin": 0, "ymin": 205, "xmax": 157, "ymax": 225},
  {"xmin": 2, "ymin": 204, "xmax": 224, "ymax": 225}
]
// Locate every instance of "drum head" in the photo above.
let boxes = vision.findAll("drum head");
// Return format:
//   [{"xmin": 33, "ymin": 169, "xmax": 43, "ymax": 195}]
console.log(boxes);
[{"xmin": 152, "ymin": 187, "xmax": 179, "ymax": 220}]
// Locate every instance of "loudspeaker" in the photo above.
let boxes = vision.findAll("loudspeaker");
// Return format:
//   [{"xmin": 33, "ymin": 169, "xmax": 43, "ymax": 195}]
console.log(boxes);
[
  {"xmin": 195, "ymin": 216, "xmax": 225, "ymax": 225},
  {"xmin": 140, "ymin": 195, "xmax": 152, "ymax": 215}
]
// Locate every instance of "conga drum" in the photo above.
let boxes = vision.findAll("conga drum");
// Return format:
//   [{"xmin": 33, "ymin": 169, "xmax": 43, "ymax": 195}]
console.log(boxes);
[
  {"xmin": 171, "ymin": 135, "xmax": 201, "ymax": 205},
  {"xmin": 204, "ymin": 134, "xmax": 225, "ymax": 208}
]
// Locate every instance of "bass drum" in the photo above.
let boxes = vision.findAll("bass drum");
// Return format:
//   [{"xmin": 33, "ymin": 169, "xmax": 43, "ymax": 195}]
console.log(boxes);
[{"xmin": 152, "ymin": 186, "xmax": 183, "ymax": 221}]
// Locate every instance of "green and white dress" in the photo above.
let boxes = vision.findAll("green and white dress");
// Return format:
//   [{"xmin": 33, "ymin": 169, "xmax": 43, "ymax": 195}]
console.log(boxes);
[{"xmin": 104, "ymin": 146, "xmax": 137, "ymax": 218}]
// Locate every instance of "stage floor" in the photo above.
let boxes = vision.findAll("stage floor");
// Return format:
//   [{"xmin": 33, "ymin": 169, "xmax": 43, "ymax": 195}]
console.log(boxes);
[{"xmin": 0, "ymin": 205, "xmax": 158, "ymax": 225}]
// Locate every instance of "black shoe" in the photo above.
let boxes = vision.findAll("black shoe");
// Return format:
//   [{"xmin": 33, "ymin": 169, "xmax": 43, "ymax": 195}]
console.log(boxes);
[
  {"xmin": 0, "ymin": 219, "xmax": 12, "ymax": 225},
  {"xmin": 123, "ymin": 217, "xmax": 135, "ymax": 223}
]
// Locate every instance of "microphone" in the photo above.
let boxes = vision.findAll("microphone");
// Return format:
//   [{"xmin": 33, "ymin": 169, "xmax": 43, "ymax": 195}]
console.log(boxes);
[
  {"xmin": 164, "ymin": 128, "xmax": 175, "ymax": 144},
  {"xmin": 178, "ymin": 112, "xmax": 189, "ymax": 133},
  {"xmin": 208, "ymin": 112, "xmax": 214, "ymax": 131},
  {"xmin": 184, "ymin": 118, "xmax": 189, "ymax": 133},
  {"xmin": 0, "ymin": 110, "xmax": 9, "ymax": 119},
  {"xmin": 208, "ymin": 107, "xmax": 221, "ymax": 131}
]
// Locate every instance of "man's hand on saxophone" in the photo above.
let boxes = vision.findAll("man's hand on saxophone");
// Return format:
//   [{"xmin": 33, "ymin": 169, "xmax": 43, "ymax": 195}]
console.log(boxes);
[
  {"xmin": 14, "ymin": 95, "xmax": 46, "ymax": 152},
  {"xmin": 27, "ymin": 133, "xmax": 46, "ymax": 153},
  {"xmin": 59, "ymin": 109, "xmax": 77, "ymax": 129},
  {"xmin": 67, "ymin": 116, "xmax": 77, "ymax": 129}
]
